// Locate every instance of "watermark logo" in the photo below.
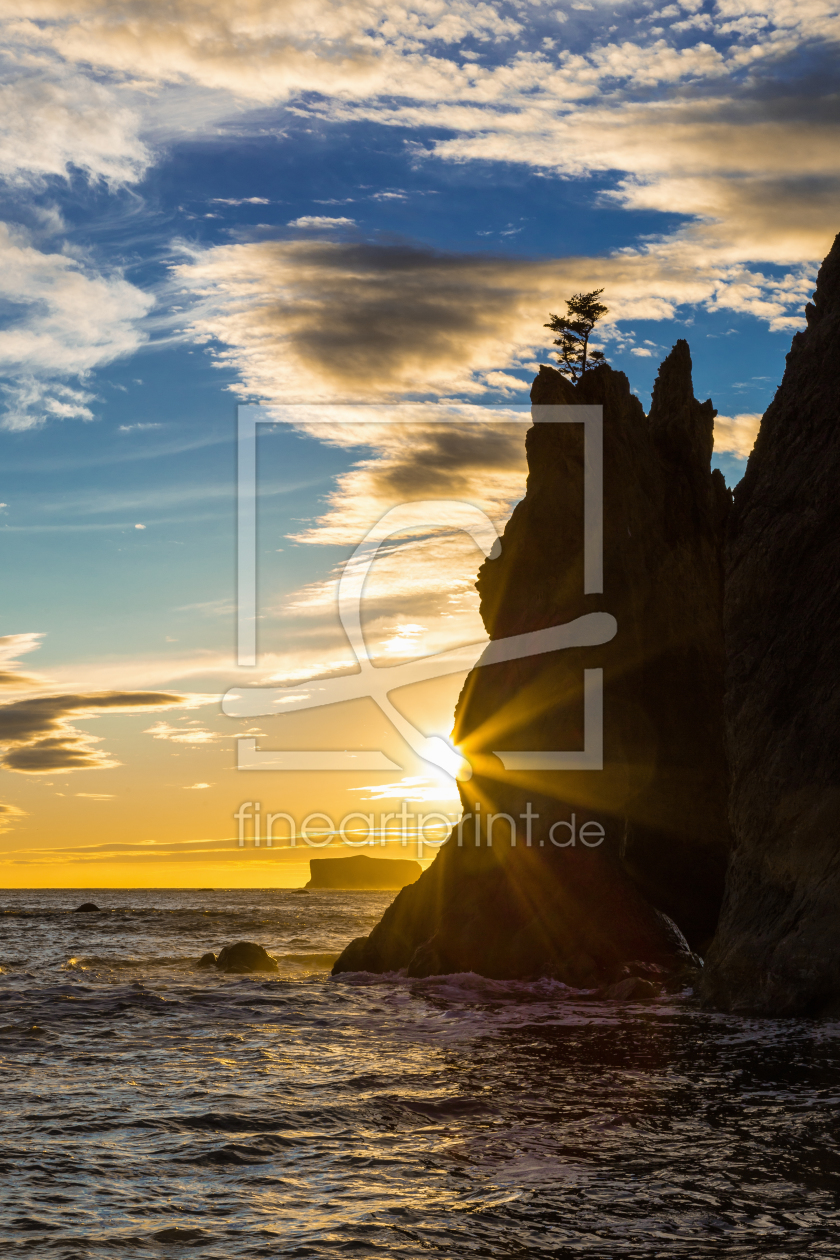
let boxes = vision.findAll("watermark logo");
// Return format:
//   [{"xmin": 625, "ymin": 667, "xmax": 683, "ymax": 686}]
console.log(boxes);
[
  {"xmin": 232, "ymin": 799, "xmax": 605, "ymax": 857},
  {"xmin": 223, "ymin": 404, "xmax": 611, "ymax": 781}
]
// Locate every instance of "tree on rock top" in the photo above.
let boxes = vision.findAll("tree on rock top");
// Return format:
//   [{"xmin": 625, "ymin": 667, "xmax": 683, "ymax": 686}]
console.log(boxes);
[{"xmin": 545, "ymin": 289, "xmax": 608, "ymax": 380}]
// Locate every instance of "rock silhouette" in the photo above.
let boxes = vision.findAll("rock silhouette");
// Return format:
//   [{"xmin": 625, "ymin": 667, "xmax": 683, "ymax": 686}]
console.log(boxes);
[
  {"xmin": 306, "ymin": 855, "xmax": 421, "ymax": 890},
  {"xmin": 215, "ymin": 942, "xmax": 278, "ymax": 973},
  {"xmin": 702, "ymin": 232, "xmax": 840, "ymax": 1016},
  {"xmin": 334, "ymin": 344, "xmax": 730, "ymax": 984},
  {"xmin": 74, "ymin": 902, "xmax": 100, "ymax": 913}
]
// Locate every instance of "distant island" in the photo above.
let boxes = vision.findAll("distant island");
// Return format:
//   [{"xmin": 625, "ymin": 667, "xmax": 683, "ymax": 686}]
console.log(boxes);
[{"xmin": 306, "ymin": 855, "xmax": 422, "ymax": 890}]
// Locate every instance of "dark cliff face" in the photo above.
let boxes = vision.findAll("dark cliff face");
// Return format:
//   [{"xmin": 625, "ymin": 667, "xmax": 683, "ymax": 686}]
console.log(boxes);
[
  {"xmin": 461, "ymin": 343, "xmax": 731, "ymax": 953},
  {"xmin": 334, "ymin": 342, "xmax": 731, "ymax": 984},
  {"xmin": 701, "ymin": 232, "xmax": 840, "ymax": 1016}
]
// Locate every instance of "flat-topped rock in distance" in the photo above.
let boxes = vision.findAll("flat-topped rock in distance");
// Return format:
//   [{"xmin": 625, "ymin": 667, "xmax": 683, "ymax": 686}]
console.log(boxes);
[
  {"xmin": 702, "ymin": 232, "xmax": 840, "ymax": 1016},
  {"xmin": 306, "ymin": 855, "xmax": 422, "ymax": 890}
]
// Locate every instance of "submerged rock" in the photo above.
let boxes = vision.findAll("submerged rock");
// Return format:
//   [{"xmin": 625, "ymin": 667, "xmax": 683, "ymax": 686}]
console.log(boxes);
[
  {"xmin": 601, "ymin": 976, "xmax": 659, "ymax": 1001},
  {"xmin": 334, "ymin": 346, "xmax": 729, "ymax": 984},
  {"xmin": 196, "ymin": 952, "xmax": 217, "ymax": 969},
  {"xmin": 215, "ymin": 941, "xmax": 278, "ymax": 973},
  {"xmin": 306, "ymin": 855, "xmax": 421, "ymax": 890},
  {"xmin": 702, "ymin": 233, "xmax": 840, "ymax": 1016},
  {"xmin": 74, "ymin": 902, "xmax": 100, "ymax": 913}
]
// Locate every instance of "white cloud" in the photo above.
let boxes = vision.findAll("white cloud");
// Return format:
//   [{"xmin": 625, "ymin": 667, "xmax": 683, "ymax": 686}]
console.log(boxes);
[
  {"xmin": 0, "ymin": 62, "xmax": 150, "ymax": 186},
  {"xmin": 0, "ymin": 378, "xmax": 96, "ymax": 431},
  {"xmin": 483, "ymin": 370, "xmax": 530, "ymax": 392},
  {"xmin": 0, "ymin": 223, "xmax": 153, "ymax": 430},
  {"xmin": 287, "ymin": 215, "xmax": 356, "ymax": 228}
]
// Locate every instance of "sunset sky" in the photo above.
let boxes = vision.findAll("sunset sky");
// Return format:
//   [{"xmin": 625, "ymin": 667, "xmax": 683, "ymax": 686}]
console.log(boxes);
[{"xmin": 1, "ymin": 0, "xmax": 836, "ymax": 886}]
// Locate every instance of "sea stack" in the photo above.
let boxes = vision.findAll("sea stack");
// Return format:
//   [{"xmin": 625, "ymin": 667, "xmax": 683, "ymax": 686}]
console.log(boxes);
[
  {"xmin": 306, "ymin": 855, "xmax": 421, "ymax": 890},
  {"xmin": 702, "ymin": 233, "xmax": 840, "ymax": 1016},
  {"xmin": 334, "ymin": 344, "xmax": 731, "ymax": 984}
]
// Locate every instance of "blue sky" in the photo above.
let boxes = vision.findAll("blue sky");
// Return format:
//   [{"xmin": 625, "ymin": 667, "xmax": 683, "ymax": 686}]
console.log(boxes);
[{"xmin": 0, "ymin": 0, "xmax": 837, "ymax": 882}]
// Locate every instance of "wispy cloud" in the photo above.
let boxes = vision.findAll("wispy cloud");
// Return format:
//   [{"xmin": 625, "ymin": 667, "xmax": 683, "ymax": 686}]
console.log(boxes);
[
  {"xmin": 287, "ymin": 215, "xmax": 356, "ymax": 229},
  {"xmin": 0, "ymin": 801, "xmax": 27, "ymax": 834},
  {"xmin": 144, "ymin": 720, "xmax": 226, "ymax": 745},
  {"xmin": 349, "ymin": 773, "xmax": 460, "ymax": 804},
  {"xmin": 0, "ymin": 633, "xmax": 47, "ymax": 690},
  {"xmin": 0, "ymin": 223, "xmax": 153, "ymax": 431},
  {"xmin": 0, "ymin": 691, "xmax": 187, "ymax": 773}
]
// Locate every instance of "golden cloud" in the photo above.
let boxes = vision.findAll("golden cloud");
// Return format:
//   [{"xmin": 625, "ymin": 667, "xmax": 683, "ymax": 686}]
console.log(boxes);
[
  {"xmin": 0, "ymin": 633, "xmax": 46, "ymax": 689},
  {"xmin": 713, "ymin": 412, "xmax": 761, "ymax": 457},
  {"xmin": 174, "ymin": 236, "xmax": 810, "ymax": 406},
  {"xmin": 0, "ymin": 801, "xmax": 26, "ymax": 834}
]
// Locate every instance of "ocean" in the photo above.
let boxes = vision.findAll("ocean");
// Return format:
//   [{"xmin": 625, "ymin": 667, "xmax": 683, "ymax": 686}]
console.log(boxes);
[{"xmin": 1, "ymin": 888, "xmax": 839, "ymax": 1258}]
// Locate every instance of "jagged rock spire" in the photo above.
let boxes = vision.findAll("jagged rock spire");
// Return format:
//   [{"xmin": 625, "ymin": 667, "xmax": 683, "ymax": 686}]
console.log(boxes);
[{"xmin": 335, "ymin": 343, "xmax": 732, "ymax": 983}]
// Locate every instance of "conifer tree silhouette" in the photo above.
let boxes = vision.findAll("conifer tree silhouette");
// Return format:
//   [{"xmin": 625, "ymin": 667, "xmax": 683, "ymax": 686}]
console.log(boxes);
[{"xmin": 544, "ymin": 289, "xmax": 608, "ymax": 380}]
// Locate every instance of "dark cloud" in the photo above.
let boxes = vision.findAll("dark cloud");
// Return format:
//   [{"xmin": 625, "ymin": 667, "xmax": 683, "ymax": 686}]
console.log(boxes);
[
  {"xmin": 370, "ymin": 424, "xmax": 527, "ymax": 499},
  {"xmin": 253, "ymin": 239, "xmax": 530, "ymax": 390},
  {"xmin": 0, "ymin": 691, "xmax": 186, "ymax": 773},
  {"xmin": 179, "ymin": 238, "xmax": 551, "ymax": 400}
]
